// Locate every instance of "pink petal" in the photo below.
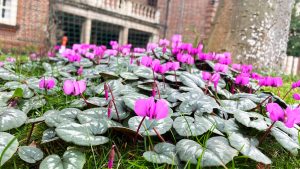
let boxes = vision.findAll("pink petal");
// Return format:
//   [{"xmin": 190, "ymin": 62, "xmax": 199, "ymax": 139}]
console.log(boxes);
[
  {"xmin": 63, "ymin": 80, "xmax": 74, "ymax": 95},
  {"xmin": 47, "ymin": 79, "xmax": 56, "ymax": 89},
  {"xmin": 77, "ymin": 80, "xmax": 86, "ymax": 94},
  {"xmin": 266, "ymin": 103, "xmax": 285, "ymax": 122},
  {"xmin": 134, "ymin": 98, "xmax": 149, "ymax": 117},
  {"xmin": 39, "ymin": 79, "xmax": 46, "ymax": 89},
  {"xmin": 73, "ymin": 81, "xmax": 80, "ymax": 96},
  {"xmin": 293, "ymin": 93, "xmax": 300, "ymax": 101},
  {"xmin": 155, "ymin": 99, "xmax": 169, "ymax": 120}
]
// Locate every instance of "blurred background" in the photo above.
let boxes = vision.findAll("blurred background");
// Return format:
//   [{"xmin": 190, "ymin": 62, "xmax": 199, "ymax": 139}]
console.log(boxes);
[{"xmin": 0, "ymin": 0, "xmax": 299, "ymax": 73}]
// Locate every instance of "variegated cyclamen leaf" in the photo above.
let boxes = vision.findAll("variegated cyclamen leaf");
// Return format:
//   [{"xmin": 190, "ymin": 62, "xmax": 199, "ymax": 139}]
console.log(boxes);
[
  {"xmin": 44, "ymin": 109, "xmax": 80, "ymax": 128},
  {"xmin": 143, "ymin": 142, "xmax": 179, "ymax": 165},
  {"xmin": 0, "ymin": 132, "xmax": 19, "ymax": 166},
  {"xmin": 176, "ymin": 137, "xmax": 237, "ymax": 167},
  {"xmin": 220, "ymin": 98, "xmax": 257, "ymax": 111},
  {"xmin": 173, "ymin": 115, "xmax": 223, "ymax": 136},
  {"xmin": 234, "ymin": 110, "xmax": 269, "ymax": 131},
  {"xmin": 128, "ymin": 116, "xmax": 173, "ymax": 136},
  {"xmin": 228, "ymin": 132, "xmax": 272, "ymax": 164},
  {"xmin": 39, "ymin": 149, "xmax": 86, "ymax": 169},
  {"xmin": 18, "ymin": 146, "xmax": 44, "ymax": 164},
  {"xmin": 270, "ymin": 127, "xmax": 299, "ymax": 156},
  {"xmin": 55, "ymin": 121, "xmax": 109, "ymax": 146},
  {"xmin": 0, "ymin": 108, "xmax": 27, "ymax": 131}
]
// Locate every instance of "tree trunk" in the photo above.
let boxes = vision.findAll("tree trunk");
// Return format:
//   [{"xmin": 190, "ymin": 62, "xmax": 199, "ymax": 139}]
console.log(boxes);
[{"xmin": 207, "ymin": 0, "xmax": 294, "ymax": 72}]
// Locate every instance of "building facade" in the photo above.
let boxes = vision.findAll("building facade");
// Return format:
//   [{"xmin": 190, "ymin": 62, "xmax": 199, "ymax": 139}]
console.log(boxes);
[{"xmin": 0, "ymin": 0, "xmax": 218, "ymax": 52}]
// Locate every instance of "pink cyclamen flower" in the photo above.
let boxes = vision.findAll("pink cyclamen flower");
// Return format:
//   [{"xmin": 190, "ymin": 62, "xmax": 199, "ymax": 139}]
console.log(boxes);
[
  {"xmin": 218, "ymin": 52, "xmax": 231, "ymax": 65},
  {"xmin": 202, "ymin": 71, "xmax": 212, "ymax": 81},
  {"xmin": 108, "ymin": 145, "xmax": 115, "ymax": 169},
  {"xmin": 147, "ymin": 43, "xmax": 158, "ymax": 52},
  {"xmin": 293, "ymin": 93, "xmax": 300, "ymax": 100},
  {"xmin": 241, "ymin": 64, "xmax": 253, "ymax": 74},
  {"xmin": 211, "ymin": 73, "xmax": 220, "ymax": 90},
  {"xmin": 6, "ymin": 57, "xmax": 16, "ymax": 63},
  {"xmin": 158, "ymin": 64, "xmax": 168, "ymax": 74},
  {"xmin": 63, "ymin": 80, "xmax": 86, "ymax": 96},
  {"xmin": 48, "ymin": 52, "xmax": 55, "ymax": 57},
  {"xmin": 151, "ymin": 59, "xmax": 161, "ymax": 72},
  {"xmin": 235, "ymin": 74, "xmax": 250, "ymax": 86},
  {"xmin": 77, "ymin": 66, "xmax": 83, "ymax": 76},
  {"xmin": 134, "ymin": 97, "xmax": 169, "ymax": 120},
  {"xmin": 214, "ymin": 63, "xmax": 228, "ymax": 73},
  {"xmin": 159, "ymin": 39, "xmax": 170, "ymax": 47},
  {"xmin": 232, "ymin": 64, "xmax": 242, "ymax": 71},
  {"xmin": 266, "ymin": 103, "xmax": 285, "ymax": 122},
  {"xmin": 292, "ymin": 80, "xmax": 300, "ymax": 89},
  {"xmin": 251, "ymin": 72, "xmax": 263, "ymax": 80},
  {"xmin": 141, "ymin": 56, "xmax": 153, "ymax": 67},
  {"xmin": 39, "ymin": 78, "xmax": 55, "ymax": 90},
  {"xmin": 105, "ymin": 49, "xmax": 118, "ymax": 56},
  {"xmin": 285, "ymin": 107, "xmax": 300, "ymax": 128},
  {"xmin": 271, "ymin": 77, "xmax": 283, "ymax": 87},
  {"xmin": 167, "ymin": 62, "xmax": 180, "ymax": 71},
  {"xmin": 0, "ymin": 62, "xmax": 4, "ymax": 67},
  {"xmin": 110, "ymin": 41, "xmax": 119, "ymax": 50},
  {"xmin": 133, "ymin": 48, "xmax": 146, "ymax": 53}
]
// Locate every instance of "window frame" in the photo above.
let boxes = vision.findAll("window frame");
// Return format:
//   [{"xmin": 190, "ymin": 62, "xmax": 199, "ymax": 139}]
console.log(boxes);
[{"xmin": 0, "ymin": 0, "xmax": 18, "ymax": 26}]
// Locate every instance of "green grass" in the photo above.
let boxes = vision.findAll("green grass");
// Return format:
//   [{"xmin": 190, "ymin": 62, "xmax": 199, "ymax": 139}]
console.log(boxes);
[{"xmin": 1, "ymin": 57, "xmax": 300, "ymax": 169}]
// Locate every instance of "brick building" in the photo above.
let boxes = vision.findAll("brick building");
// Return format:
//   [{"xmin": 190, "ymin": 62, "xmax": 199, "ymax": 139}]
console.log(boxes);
[{"xmin": 0, "ymin": 0, "xmax": 218, "ymax": 52}]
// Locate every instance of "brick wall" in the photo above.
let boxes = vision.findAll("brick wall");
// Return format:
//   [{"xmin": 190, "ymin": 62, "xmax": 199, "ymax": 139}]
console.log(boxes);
[
  {"xmin": 157, "ymin": 0, "xmax": 212, "ymax": 42},
  {"xmin": 0, "ymin": 0, "xmax": 49, "ymax": 53}
]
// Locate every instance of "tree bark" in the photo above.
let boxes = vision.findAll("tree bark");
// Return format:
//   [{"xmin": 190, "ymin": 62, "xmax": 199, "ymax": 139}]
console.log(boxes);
[{"xmin": 207, "ymin": 0, "xmax": 294, "ymax": 72}]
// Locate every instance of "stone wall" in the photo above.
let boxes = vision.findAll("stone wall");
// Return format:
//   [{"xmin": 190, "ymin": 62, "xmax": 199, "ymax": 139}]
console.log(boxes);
[{"xmin": 207, "ymin": 0, "xmax": 295, "ymax": 72}]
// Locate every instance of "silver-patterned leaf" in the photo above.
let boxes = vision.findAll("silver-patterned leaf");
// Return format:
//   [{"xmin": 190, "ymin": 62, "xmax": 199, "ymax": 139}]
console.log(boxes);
[
  {"xmin": 0, "ymin": 132, "xmax": 19, "ymax": 166},
  {"xmin": 39, "ymin": 149, "xmax": 86, "ymax": 169},
  {"xmin": 143, "ymin": 142, "xmax": 179, "ymax": 165},
  {"xmin": 0, "ymin": 108, "xmax": 27, "ymax": 131},
  {"xmin": 18, "ymin": 146, "xmax": 44, "ymax": 163},
  {"xmin": 228, "ymin": 132, "xmax": 271, "ymax": 164},
  {"xmin": 55, "ymin": 121, "xmax": 109, "ymax": 146},
  {"xmin": 128, "ymin": 116, "xmax": 173, "ymax": 136}
]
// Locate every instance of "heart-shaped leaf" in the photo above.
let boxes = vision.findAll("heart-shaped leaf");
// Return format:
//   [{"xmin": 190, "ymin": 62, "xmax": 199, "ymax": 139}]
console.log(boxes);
[
  {"xmin": 143, "ymin": 142, "xmax": 179, "ymax": 165},
  {"xmin": 228, "ymin": 132, "xmax": 271, "ymax": 164},
  {"xmin": 44, "ymin": 108, "xmax": 81, "ymax": 127},
  {"xmin": 18, "ymin": 146, "xmax": 44, "ymax": 163},
  {"xmin": 55, "ymin": 121, "xmax": 109, "ymax": 146},
  {"xmin": 0, "ymin": 108, "xmax": 27, "ymax": 131},
  {"xmin": 234, "ymin": 110, "xmax": 269, "ymax": 131},
  {"xmin": 128, "ymin": 116, "xmax": 173, "ymax": 136},
  {"xmin": 120, "ymin": 72, "xmax": 139, "ymax": 80},
  {"xmin": 173, "ymin": 115, "xmax": 222, "ymax": 136},
  {"xmin": 176, "ymin": 137, "xmax": 238, "ymax": 167},
  {"xmin": 41, "ymin": 128, "xmax": 59, "ymax": 144},
  {"xmin": 270, "ymin": 127, "xmax": 300, "ymax": 156},
  {"xmin": 0, "ymin": 132, "xmax": 19, "ymax": 166},
  {"xmin": 39, "ymin": 149, "xmax": 86, "ymax": 169},
  {"xmin": 220, "ymin": 98, "xmax": 256, "ymax": 111}
]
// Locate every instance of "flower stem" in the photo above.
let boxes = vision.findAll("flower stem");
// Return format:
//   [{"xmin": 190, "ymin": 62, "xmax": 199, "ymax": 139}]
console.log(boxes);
[
  {"xmin": 107, "ymin": 84, "xmax": 120, "ymax": 121},
  {"xmin": 259, "ymin": 121, "xmax": 276, "ymax": 146},
  {"xmin": 26, "ymin": 123, "xmax": 35, "ymax": 145},
  {"xmin": 174, "ymin": 70, "xmax": 178, "ymax": 87},
  {"xmin": 152, "ymin": 70, "xmax": 161, "ymax": 99},
  {"xmin": 134, "ymin": 116, "xmax": 146, "ymax": 144},
  {"xmin": 256, "ymin": 95, "xmax": 272, "ymax": 109},
  {"xmin": 283, "ymin": 88, "xmax": 292, "ymax": 99},
  {"xmin": 153, "ymin": 127, "xmax": 166, "ymax": 142}
]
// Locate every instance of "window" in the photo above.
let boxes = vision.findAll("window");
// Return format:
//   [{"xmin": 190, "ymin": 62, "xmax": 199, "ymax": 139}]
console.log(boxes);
[
  {"xmin": 148, "ymin": 0, "xmax": 157, "ymax": 7},
  {"xmin": 0, "ymin": 0, "xmax": 18, "ymax": 26}
]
